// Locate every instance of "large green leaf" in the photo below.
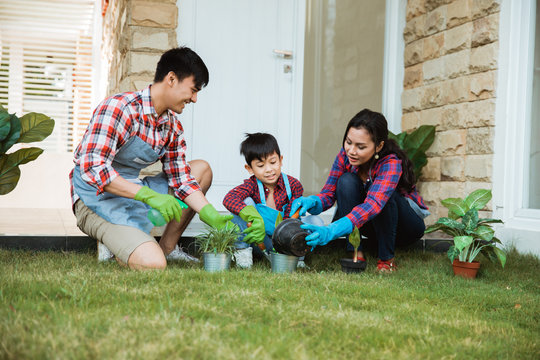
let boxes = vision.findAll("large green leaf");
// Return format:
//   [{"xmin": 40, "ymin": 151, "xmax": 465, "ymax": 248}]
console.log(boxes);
[
  {"xmin": 441, "ymin": 197, "xmax": 468, "ymax": 217},
  {"xmin": 0, "ymin": 155, "xmax": 21, "ymax": 195},
  {"xmin": 465, "ymin": 189, "xmax": 492, "ymax": 210},
  {"xmin": 388, "ymin": 131, "xmax": 407, "ymax": 149},
  {"xmin": 492, "ymin": 246, "xmax": 507, "ymax": 268},
  {"xmin": 478, "ymin": 218, "xmax": 504, "ymax": 225},
  {"xmin": 425, "ymin": 223, "xmax": 444, "ymax": 234},
  {"xmin": 411, "ymin": 152, "xmax": 428, "ymax": 179},
  {"xmin": 18, "ymin": 113, "xmax": 55, "ymax": 143},
  {"xmin": 475, "ymin": 225, "xmax": 494, "ymax": 241},
  {"xmin": 403, "ymin": 125, "xmax": 436, "ymax": 153},
  {"xmin": 0, "ymin": 148, "xmax": 44, "ymax": 180},
  {"xmin": 462, "ymin": 209, "xmax": 479, "ymax": 232},
  {"xmin": 454, "ymin": 235, "xmax": 473, "ymax": 252},
  {"xmin": 0, "ymin": 110, "xmax": 11, "ymax": 142},
  {"xmin": 437, "ymin": 217, "xmax": 465, "ymax": 231},
  {"xmin": 447, "ymin": 245, "xmax": 460, "ymax": 262},
  {"xmin": 0, "ymin": 113, "xmax": 21, "ymax": 154}
]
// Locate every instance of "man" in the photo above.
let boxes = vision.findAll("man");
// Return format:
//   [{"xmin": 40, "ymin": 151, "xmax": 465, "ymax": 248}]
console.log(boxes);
[{"xmin": 70, "ymin": 47, "xmax": 234, "ymax": 270}]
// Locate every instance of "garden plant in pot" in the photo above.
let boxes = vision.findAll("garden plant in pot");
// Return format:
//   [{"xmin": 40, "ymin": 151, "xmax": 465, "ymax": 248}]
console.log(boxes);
[
  {"xmin": 195, "ymin": 225, "xmax": 239, "ymax": 272},
  {"xmin": 425, "ymin": 189, "xmax": 506, "ymax": 279},
  {"xmin": 340, "ymin": 227, "xmax": 367, "ymax": 273}
]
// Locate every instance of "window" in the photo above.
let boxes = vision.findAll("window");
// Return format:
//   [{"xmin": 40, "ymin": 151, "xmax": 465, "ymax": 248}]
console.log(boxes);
[
  {"xmin": 0, "ymin": 0, "xmax": 96, "ymax": 153},
  {"xmin": 528, "ymin": 1, "xmax": 540, "ymax": 209}
]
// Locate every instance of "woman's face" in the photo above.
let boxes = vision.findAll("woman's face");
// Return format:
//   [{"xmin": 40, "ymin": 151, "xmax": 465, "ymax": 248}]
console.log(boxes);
[{"xmin": 343, "ymin": 127, "xmax": 383, "ymax": 166}]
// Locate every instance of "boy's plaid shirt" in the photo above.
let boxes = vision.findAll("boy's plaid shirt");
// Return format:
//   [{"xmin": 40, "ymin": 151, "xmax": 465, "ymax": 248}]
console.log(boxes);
[
  {"xmin": 70, "ymin": 85, "xmax": 200, "ymax": 205},
  {"xmin": 317, "ymin": 148, "xmax": 428, "ymax": 228},
  {"xmin": 223, "ymin": 173, "xmax": 303, "ymax": 218}
]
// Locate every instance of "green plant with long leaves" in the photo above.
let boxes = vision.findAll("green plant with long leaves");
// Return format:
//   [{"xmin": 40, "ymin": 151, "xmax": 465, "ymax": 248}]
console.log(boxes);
[
  {"xmin": 348, "ymin": 227, "xmax": 362, "ymax": 262},
  {"xmin": 425, "ymin": 189, "xmax": 506, "ymax": 267},
  {"xmin": 0, "ymin": 105, "xmax": 55, "ymax": 195},
  {"xmin": 195, "ymin": 224, "xmax": 240, "ymax": 255},
  {"xmin": 388, "ymin": 125, "xmax": 435, "ymax": 179}
]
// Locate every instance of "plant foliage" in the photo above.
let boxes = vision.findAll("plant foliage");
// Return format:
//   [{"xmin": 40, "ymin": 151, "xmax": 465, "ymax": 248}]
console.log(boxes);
[
  {"xmin": 195, "ymin": 224, "xmax": 240, "ymax": 255},
  {"xmin": 388, "ymin": 125, "xmax": 435, "ymax": 179},
  {"xmin": 0, "ymin": 105, "xmax": 55, "ymax": 195},
  {"xmin": 425, "ymin": 189, "xmax": 506, "ymax": 267},
  {"xmin": 348, "ymin": 227, "xmax": 362, "ymax": 262}
]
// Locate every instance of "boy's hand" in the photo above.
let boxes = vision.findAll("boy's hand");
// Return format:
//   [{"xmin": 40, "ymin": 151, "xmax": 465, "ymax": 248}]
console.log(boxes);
[
  {"xmin": 199, "ymin": 203, "xmax": 238, "ymax": 230},
  {"xmin": 239, "ymin": 206, "xmax": 265, "ymax": 244},
  {"xmin": 134, "ymin": 186, "xmax": 182, "ymax": 223},
  {"xmin": 290, "ymin": 195, "xmax": 323, "ymax": 216}
]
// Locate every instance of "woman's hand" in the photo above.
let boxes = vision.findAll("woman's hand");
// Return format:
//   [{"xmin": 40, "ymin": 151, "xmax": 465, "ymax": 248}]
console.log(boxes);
[
  {"xmin": 300, "ymin": 217, "xmax": 353, "ymax": 250},
  {"xmin": 290, "ymin": 195, "xmax": 323, "ymax": 216}
]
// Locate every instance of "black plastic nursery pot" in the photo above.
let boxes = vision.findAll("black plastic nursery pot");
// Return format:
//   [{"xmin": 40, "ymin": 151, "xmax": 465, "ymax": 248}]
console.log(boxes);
[
  {"xmin": 340, "ymin": 258, "xmax": 367, "ymax": 274},
  {"xmin": 272, "ymin": 218, "xmax": 310, "ymax": 257}
]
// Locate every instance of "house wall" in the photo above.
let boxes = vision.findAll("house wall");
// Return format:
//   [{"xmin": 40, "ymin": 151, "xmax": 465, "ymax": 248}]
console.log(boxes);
[
  {"xmin": 402, "ymin": 0, "xmax": 501, "ymax": 223},
  {"xmin": 101, "ymin": 0, "xmax": 178, "ymax": 95}
]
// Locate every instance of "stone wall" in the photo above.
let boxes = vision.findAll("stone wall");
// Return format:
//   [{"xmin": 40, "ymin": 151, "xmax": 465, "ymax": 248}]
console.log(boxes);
[
  {"xmin": 401, "ymin": 0, "xmax": 500, "ymax": 222},
  {"xmin": 101, "ymin": 0, "xmax": 178, "ymax": 95}
]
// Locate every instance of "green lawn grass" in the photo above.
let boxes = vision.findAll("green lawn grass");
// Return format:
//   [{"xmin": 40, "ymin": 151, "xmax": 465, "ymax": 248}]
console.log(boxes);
[{"xmin": 0, "ymin": 246, "xmax": 538, "ymax": 360}]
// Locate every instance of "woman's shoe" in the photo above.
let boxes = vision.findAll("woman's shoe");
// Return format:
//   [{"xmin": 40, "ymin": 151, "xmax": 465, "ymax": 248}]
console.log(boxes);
[{"xmin": 376, "ymin": 258, "xmax": 397, "ymax": 273}]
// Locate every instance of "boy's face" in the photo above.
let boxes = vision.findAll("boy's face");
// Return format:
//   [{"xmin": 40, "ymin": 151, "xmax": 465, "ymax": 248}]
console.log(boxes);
[{"xmin": 245, "ymin": 152, "xmax": 283, "ymax": 187}]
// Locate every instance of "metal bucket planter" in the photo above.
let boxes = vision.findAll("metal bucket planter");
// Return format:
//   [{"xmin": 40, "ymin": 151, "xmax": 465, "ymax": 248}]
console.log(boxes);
[
  {"xmin": 270, "ymin": 252, "xmax": 299, "ymax": 273},
  {"xmin": 203, "ymin": 253, "xmax": 231, "ymax": 272}
]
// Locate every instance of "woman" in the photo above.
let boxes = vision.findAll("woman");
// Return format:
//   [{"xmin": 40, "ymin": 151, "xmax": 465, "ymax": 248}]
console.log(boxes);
[{"xmin": 291, "ymin": 109, "xmax": 429, "ymax": 273}]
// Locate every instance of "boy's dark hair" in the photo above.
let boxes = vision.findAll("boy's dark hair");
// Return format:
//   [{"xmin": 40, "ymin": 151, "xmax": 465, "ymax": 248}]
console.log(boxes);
[
  {"xmin": 154, "ymin": 47, "xmax": 209, "ymax": 89},
  {"xmin": 240, "ymin": 133, "xmax": 281, "ymax": 165}
]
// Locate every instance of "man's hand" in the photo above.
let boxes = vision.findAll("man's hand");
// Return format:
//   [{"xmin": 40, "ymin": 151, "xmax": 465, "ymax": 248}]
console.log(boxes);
[
  {"xmin": 199, "ymin": 203, "xmax": 237, "ymax": 230},
  {"xmin": 239, "ymin": 206, "xmax": 265, "ymax": 244},
  {"xmin": 134, "ymin": 186, "xmax": 182, "ymax": 223}
]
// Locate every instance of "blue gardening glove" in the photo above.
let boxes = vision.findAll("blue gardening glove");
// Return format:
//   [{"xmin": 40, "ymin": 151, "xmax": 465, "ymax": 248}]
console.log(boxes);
[
  {"xmin": 300, "ymin": 217, "xmax": 353, "ymax": 250},
  {"xmin": 239, "ymin": 205, "xmax": 265, "ymax": 244},
  {"xmin": 290, "ymin": 195, "xmax": 323, "ymax": 217}
]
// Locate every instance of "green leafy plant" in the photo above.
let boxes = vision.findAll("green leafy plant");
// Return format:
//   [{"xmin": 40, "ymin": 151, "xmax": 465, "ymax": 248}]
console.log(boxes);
[
  {"xmin": 349, "ymin": 227, "xmax": 361, "ymax": 262},
  {"xmin": 195, "ymin": 225, "xmax": 240, "ymax": 255},
  {"xmin": 388, "ymin": 125, "xmax": 435, "ymax": 179},
  {"xmin": 425, "ymin": 189, "xmax": 506, "ymax": 267},
  {"xmin": 0, "ymin": 105, "xmax": 55, "ymax": 195}
]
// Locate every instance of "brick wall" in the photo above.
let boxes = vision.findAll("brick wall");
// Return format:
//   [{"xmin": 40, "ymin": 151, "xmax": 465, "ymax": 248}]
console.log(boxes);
[
  {"xmin": 402, "ymin": 0, "xmax": 501, "ymax": 223},
  {"xmin": 101, "ymin": 0, "xmax": 178, "ymax": 95}
]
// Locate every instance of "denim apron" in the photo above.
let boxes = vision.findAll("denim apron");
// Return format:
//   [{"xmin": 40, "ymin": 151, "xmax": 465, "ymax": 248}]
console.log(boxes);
[
  {"xmin": 255, "ymin": 173, "xmax": 292, "ymax": 236},
  {"xmin": 72, "ymin": 136, "xmax": 170, "ymax": 234}
]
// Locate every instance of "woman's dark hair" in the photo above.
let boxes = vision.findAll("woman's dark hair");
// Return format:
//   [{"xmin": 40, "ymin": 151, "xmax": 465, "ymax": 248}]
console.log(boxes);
[
  {"xmin": 154, "ymin": 47, "xmax": 209, "ymax": 89},
  {"xmin": 343, "ymin": 109, "xmax": 416, "ymax": 192},
  {"xmin": 240, "ymin": 133, "xmax": 281, "ymax": 165}
]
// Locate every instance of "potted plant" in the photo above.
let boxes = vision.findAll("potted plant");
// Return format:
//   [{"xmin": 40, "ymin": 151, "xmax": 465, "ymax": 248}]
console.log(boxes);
[
  {"xmin": 0, "ymin": 105, "xmax": 55, "ymax": 194},
  {"xmin": 425, "ymin": 189, "xmax": 506, "ymax": 278},
  {"xmin": 195, "ymin": 225, "xmax": 239, "ymax": 272},
  {"xmin": 388, "ymin": 125, "xmax": 435, "ymax": 179},
  {"xmin": 339, "ymin": 227, "xmax": 367, "ymax": 273}
]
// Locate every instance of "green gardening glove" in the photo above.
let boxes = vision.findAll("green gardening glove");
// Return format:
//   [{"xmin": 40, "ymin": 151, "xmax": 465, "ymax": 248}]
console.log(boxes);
[
  {"xmin": 134, "ymin": 186, "xmax": 182, "ymax": 223},
  {"xmin": 239, "ymin": 205, "xmax": 265, "ymax": 244},
  {"xmin": 199, "ymin": 203, "xmax": 236, "ymax": 230}
]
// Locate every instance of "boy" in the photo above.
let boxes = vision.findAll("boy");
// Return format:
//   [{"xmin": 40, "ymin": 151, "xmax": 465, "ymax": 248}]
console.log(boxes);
[{"xmin": 222, "ymin": 133, "xmax": 322, "ymax": 268}]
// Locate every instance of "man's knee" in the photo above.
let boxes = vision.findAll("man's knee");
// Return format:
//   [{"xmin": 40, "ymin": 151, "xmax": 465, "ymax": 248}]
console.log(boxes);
[
  {"xmin": 189, "ymin": 159, "xmax": 213, "ymax": 189},
  {"xmin": 128, "ymin": 242, "xmax": 167, "ymax": 270}
]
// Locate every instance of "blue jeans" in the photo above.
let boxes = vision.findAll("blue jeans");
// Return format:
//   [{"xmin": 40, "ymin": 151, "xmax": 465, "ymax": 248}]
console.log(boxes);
[
  {"xmin": 333, "ymin": 172, "xmax": 425, "ymax": 261},
  {"xmin": 231, "ymin": 198, "xmax": 323, "ymax": 259}
]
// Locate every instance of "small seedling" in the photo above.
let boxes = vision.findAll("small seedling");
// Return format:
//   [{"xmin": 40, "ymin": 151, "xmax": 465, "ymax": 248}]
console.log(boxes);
[{"xmin": 349, "ymin": 227, "xmax": 361, "ymax": 262}]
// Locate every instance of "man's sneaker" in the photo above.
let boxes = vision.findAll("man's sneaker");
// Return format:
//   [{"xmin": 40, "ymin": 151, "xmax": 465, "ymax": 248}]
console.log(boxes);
[
  {"xmin": 376, "ymin": 258, "xmax": 397, "ymax": 273},
  {"xmin": 166, "ymin": 245, "xmax": 200, "ymax": 263},
  {"xmin": 97, "ymin": 241, "xmax": 114, "ymax": 262},
  {"xmin": 234, "ymin": 247, "xmax": 253, "ymax": 269}
]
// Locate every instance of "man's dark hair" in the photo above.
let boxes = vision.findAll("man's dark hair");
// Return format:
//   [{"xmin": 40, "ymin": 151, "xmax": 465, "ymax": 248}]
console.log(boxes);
[
  {"xmin": 153, "ymin": 47, "xmax": 209, "ymax": 89},
  {"xmin": 240, "ymin": 133, "xmax": 281, "ymax": 165}
]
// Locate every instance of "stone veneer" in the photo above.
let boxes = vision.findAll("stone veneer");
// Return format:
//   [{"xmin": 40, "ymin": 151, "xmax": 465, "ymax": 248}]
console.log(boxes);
[
  {"xmin": 402, "ymin": 0, "xmax": 501, "ymax": 223},
  {"xmin": 101, "ymin": 0, "xmax": 179, "ymax": 96}
]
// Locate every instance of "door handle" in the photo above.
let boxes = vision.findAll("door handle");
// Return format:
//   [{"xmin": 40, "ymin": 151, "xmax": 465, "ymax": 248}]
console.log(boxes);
[{"xmin": 273, "ymin": 49, "xmax": 293, "ymax": 59}]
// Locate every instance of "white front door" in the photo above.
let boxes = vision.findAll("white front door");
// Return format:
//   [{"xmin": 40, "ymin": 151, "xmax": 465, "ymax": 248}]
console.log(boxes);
[{"xmin": 177, "ymin": 0, "xmax": 305, "ymax": 213}]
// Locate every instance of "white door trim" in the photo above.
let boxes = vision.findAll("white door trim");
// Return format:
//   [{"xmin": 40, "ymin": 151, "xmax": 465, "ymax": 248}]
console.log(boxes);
[
  {"xmin": 493, "ymin": 0, "xmax": 540, "ymax": 256},
  {"xmin": 382, "ymin": 0, "xmax": 407, "ymax": 133}
]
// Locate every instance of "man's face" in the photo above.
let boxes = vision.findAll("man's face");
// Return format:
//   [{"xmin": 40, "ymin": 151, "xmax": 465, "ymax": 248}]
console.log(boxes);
[
  {"xmin": 167, "ymin": 73, "xmax": 200, "ymax": 114},
  {"xmin": 245, "ymin": 152, "xmax": 283, "ymax": 188}
]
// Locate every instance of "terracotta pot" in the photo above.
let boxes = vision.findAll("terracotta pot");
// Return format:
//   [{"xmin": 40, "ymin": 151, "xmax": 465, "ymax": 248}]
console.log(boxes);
[{"xmin": 452, "ymin": 259, "xmax": 481, "ymax": 279}]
